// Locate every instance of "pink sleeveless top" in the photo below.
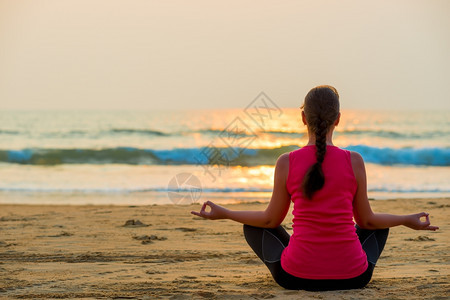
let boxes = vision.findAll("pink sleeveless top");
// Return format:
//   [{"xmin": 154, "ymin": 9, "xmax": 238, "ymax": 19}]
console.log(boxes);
[{"xmin": 280, "ymin": 145, "xmax": 368, "ymax": 279}]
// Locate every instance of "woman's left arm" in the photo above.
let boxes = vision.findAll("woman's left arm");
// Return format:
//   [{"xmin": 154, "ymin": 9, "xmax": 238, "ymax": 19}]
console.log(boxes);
[{"xmin": 191, "ymin": 153, "xmax": 291, "ymax": 228}]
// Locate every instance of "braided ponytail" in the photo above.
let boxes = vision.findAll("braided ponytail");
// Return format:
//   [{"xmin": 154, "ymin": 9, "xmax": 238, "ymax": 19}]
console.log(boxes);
[{"xmin": 301, "ymin": 86, "xmax": 340, "ymax": 199}]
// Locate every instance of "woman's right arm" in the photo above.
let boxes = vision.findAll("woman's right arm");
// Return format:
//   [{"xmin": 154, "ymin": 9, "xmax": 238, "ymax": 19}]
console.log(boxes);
[
  {"xmin": 351, "ymin": 151, "xmax": 439, "ymax": 231},
  {"xmin": 190, "ymin": 153, "xmax": 291, "ymax": 228}
]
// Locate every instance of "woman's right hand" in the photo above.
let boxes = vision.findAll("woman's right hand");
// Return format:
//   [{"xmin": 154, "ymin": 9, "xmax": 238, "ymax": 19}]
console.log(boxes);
[
  {"xmin": 404, "ymin": 212, "xmax": 439, "ymax": 231},
  {"xmin": 191, "ymin": 200, "xmax": 228, "ymax": 220}
]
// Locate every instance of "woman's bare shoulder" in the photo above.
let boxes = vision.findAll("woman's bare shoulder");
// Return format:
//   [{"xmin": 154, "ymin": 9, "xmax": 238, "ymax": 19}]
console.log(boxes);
[
  {"xmin": 278, "ymin": 152, "xmax": 290, "ymax": 162},
  {"xmin": 349, "ymin": 151, "xmax": 364, "ymax": 164},
  {"xmin": 276, "ymin": 152, "xmax": 290, "ymax": 172},
  {"xmin": 349, "ymin": 151, "xmax": 365, "ymax": 177}
]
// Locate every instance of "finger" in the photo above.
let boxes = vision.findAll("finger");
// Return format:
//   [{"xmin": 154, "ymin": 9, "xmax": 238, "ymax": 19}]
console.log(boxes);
[
  {"xmin": 191, "ymin": 211, "xmax": 204, "ymax": 218},
  {"xmin": 191, "ymin": 209, "xmax": 212, "ymax": 219},
  {"xmin": 417, "ymin": 212, "xmax": 428, "ymax": 218},
  {"xmin": 202, "ymin": 201, "xmax": 214, "ymax": 212},
  {"xmin": 421, "ymin": 214, "xmax": 430, "ymax": 226},
  {"xmin": 199, "ymin": 207, "xmax": 211, "ymax": 217},
  {"xmin": 427, "ymin": 226, "xmax": 439, "ymax": 231}
]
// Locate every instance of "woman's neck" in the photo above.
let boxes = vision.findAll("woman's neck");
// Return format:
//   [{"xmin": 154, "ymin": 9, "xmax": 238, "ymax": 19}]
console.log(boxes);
[{"xmin": 305, "ymin": 129, "xmax": 335, "ymax": 146}]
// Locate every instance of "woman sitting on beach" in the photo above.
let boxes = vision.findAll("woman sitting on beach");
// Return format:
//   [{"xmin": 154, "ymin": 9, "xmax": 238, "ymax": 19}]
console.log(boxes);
[{"xmin": 191, "ymin": 85, "xmax": 439, "ymax": 291}]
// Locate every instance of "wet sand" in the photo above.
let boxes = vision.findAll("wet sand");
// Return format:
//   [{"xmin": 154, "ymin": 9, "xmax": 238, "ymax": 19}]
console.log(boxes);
[{"xmin": 0, "ymin": 197, "xmax": 449, "ymax": 299}]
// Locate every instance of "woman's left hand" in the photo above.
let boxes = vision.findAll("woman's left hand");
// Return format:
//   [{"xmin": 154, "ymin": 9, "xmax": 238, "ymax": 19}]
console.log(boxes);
[
  {"xmin": 191, "ymin": 201, "xmax": 228, "ymax": 220},
  {"xmin": 404, "ymin": 212, "xmax": 439, "ymax": 231}
]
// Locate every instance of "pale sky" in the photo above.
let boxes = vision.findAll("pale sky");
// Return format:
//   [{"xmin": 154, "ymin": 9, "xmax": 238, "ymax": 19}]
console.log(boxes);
[{"xmin": 0, "ymin": 0, "xmax": 449, "ymax": 110}]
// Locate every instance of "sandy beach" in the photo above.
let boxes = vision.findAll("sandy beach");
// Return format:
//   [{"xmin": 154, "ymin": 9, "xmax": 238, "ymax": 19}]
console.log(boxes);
[{"xmin": 0, "ymin": 196, "xmax": 448, "ymax": 299}]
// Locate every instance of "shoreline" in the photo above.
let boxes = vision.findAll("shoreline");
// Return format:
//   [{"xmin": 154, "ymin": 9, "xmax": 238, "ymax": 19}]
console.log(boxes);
[
  {"xmin": 0, "ymin": 189, "xmax": 449, "ymax": 206},
  {"xmin": 0, "ymin": 197, "xmax": 449, "ymax": 299}
]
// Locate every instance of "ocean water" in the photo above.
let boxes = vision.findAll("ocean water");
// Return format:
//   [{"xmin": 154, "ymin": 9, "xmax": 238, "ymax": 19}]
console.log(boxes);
[{"xmin": 0, "ymin": 108, "xmax": 449, "ymax": 205}]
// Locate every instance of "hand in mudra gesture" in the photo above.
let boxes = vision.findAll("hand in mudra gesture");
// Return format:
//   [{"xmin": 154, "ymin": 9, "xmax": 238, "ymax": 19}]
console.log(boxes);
[
  {"xmin": 191, "ymin": 201, "xmax": 227, "ymax": 220},
  {"xmin": 405, "ymin": 212, "xmax": 439, "ymax": 231}
]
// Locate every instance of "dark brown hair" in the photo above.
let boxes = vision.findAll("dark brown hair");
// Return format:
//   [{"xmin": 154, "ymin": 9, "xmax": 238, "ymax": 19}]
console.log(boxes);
[{"xmin": 301, "ymin": 85, "xmax": 340, "ymax": 199}]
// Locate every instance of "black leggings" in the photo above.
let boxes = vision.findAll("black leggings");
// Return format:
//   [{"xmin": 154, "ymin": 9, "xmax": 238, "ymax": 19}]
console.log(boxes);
[{"xmin": 243, "ymin": 224, "xmax": 389, "ymax": 291}]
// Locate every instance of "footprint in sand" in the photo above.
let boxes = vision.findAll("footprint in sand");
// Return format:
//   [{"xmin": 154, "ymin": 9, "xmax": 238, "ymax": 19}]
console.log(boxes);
[
  {"xmin": 48, "ymin": 231, "xmax": 74, "ymax": 237},
  {"xmin": 146, "ymin": 270, "xmax": 168, "ymax": 275},
  {"xmin": 122, "ymin": 219, "xmax": 149, "ymax": 227},
  {"xmin": 0, "ymin": 241, "xmax": 12, "ymax": 247},
  {"xmin": 195, "ymin": 291, "xmax": 216, "ymax": 298},
  {"xmin": 405, "ymin": 236, "xmax": 436, "ymax": 242},
  {"xmin": 175, "ymin": 227, "xmax": 197, "ymax": 232},
  {"xmin": 132, "ymin": 235, "xmax": 167, "ymax": 244}
]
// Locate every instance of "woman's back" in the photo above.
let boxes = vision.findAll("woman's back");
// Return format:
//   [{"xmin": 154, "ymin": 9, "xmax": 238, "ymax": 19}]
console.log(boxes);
[{"xmin": 281, "ymin": 145, "xmax": 368, "ymax": 279}]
